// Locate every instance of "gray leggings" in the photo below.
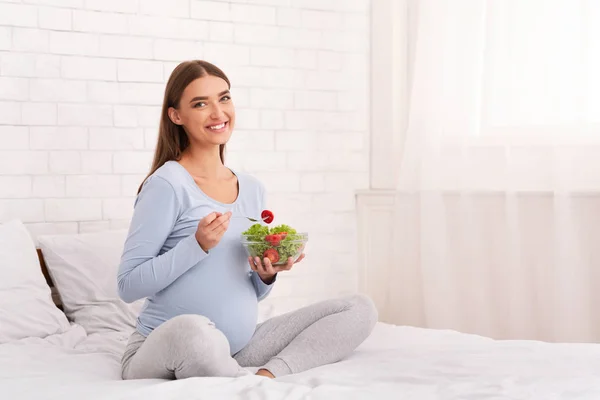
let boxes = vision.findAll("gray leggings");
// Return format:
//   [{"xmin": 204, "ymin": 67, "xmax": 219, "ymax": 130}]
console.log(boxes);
[{"xmin": 121, "ymin": 294, "xmax": 378, "ymax": 380}]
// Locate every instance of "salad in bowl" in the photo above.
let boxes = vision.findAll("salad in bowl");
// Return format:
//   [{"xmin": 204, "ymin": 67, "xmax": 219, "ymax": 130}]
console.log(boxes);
[{"xmin": 241, "ymin": 211, "xmax": 307, "ymax": 266}]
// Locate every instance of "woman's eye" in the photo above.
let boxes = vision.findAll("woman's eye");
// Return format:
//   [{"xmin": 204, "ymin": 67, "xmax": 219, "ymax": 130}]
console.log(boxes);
[
  {"xmin": 194, "ymin": 102, "xmax": 206, "ymax": 108},
  {"xmin": 220, "ymin": 96, "xmax": 231, "ymax": 102}
]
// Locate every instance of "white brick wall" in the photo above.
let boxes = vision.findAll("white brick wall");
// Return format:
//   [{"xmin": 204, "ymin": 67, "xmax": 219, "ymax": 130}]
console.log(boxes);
[{"xmin": 0, "ymin": 0, "xmax": 370, "ymax": 303}]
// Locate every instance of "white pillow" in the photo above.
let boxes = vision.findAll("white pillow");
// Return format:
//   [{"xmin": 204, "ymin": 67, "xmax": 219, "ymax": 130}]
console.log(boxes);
[
  {"xmin": 37, "ymin": 229, "xmax": 144, "ymax": 336},
  {"xmin": 0, "ymin": 220, "xmax": 71, "ymax": 343}
]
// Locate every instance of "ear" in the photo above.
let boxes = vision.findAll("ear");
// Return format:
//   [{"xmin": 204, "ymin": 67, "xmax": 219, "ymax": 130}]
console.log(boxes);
[{"xmin": 168, "ymin": 107, "xmax": 183, "ymax": 126}]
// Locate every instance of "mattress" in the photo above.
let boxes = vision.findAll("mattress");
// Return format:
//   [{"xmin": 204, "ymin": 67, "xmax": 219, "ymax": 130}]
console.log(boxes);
[{"xmin": 2, "ymin": 322, "xmax": 600, "ymax": 400}]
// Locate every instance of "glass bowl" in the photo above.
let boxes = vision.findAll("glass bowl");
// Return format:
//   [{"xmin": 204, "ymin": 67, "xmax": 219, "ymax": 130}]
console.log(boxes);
[{"xmin": 241, "ymin": 232, "xmax": 308, "ymax": 266}]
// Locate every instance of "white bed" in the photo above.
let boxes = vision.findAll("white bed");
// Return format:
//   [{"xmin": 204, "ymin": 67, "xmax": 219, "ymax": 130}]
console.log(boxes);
[
  {"xmin": 3, "ymin": 322, "xmax": 600, "ymax": 400},
  {"xmin": 2, "ymin": 221, "xmax": 600, "ymax": 399}
]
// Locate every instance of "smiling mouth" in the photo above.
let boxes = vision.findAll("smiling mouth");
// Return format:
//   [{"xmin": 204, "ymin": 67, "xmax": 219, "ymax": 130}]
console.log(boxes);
[{"xmin": 207, "ymin": 121, "xmax": 228, "ymax": 131}]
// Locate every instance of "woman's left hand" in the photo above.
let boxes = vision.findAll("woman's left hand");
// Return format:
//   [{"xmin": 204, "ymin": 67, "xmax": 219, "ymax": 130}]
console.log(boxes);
[{"xmin": 249, "ymin": 254, "xmax": 305, "ymax": 284}]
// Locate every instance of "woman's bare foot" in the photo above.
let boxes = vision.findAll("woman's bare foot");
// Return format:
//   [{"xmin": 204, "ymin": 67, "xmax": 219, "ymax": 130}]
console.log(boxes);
[{"xmin": 256, "ymin": 369, "xmax": 275, "ymax": 379}]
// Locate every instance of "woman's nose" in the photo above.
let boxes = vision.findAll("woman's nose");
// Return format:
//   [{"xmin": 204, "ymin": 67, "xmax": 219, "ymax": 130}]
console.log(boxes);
[{"xmin": 210, "ymin": 104, "xmax": 225, "ymax": 119}]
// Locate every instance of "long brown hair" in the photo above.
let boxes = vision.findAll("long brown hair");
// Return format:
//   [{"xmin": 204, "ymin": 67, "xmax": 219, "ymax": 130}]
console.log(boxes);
[{"xmin": 138, "ymin": 60, "xmax": 231, "ymax": 194}]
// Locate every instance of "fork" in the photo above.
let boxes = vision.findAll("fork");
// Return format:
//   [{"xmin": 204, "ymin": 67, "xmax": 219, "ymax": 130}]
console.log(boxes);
[{"xmin": 233, "ymin": 216, "xmax": 266, "ymax": 222}]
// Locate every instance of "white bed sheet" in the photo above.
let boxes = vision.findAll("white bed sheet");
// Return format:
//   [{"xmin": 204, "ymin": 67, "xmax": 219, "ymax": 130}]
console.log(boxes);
[{"xmin": 2, "ymin": 322, "xmax": 600, "ymax": 400}]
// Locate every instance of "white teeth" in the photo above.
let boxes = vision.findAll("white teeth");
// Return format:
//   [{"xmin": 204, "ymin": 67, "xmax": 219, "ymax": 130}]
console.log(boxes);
[{"xmin": 209, "ymin": 122, "xmax": 226, "ymax": 130}]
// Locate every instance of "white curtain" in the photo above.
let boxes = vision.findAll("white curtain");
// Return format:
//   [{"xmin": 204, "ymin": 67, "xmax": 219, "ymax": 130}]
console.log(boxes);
[{"xmin": 390, "ymin": 0, "xmax": 600, "ymax": 342}]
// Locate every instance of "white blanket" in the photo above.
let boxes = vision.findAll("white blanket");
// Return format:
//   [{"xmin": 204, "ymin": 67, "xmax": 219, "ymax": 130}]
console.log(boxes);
[{"xmin": 2, "ymin": 322, "xmax": 600, "ymax": 399}]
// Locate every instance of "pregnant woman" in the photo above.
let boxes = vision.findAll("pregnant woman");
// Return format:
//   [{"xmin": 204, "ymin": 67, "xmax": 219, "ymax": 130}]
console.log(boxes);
[{"xmin": 117, "ymin": 60, "xmax": 378, "ymax": 380}]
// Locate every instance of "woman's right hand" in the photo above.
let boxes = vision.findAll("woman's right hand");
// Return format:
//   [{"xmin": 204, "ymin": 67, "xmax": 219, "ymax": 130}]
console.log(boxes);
[{"xmin": 195, "ymin": 211, "xmax": 232, "ymax": 253}]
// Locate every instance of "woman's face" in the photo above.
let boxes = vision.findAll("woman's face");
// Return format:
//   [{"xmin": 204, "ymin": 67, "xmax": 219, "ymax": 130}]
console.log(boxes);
[{"xmin": 169, "ymin": 75, "xmax": 235, "ymax": 148}]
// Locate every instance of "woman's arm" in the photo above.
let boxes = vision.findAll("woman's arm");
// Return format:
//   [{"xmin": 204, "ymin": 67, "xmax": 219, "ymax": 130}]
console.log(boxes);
[
  {"xmin": 117, "ymin": 175, "xmax": 209, "ymax": 303},
  {"xmin": 252, "ymin": 272, "xmax": 276, "ymax": 300}
]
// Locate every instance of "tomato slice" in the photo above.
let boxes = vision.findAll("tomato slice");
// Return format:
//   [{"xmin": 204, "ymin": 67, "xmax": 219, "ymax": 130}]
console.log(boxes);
[{"xmin": 261, "ymin": 209, "xmax": 274, "ymax": 224}]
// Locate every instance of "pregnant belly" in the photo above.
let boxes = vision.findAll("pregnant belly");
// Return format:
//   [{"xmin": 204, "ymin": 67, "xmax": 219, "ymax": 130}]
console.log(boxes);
[{"xmin": 152, "ymin": 274, "xmax": 260, "ymax": 355}]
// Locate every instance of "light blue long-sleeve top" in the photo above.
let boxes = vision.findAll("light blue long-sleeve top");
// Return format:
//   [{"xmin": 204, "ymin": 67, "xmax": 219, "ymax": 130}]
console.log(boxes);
[{"xmin": 117, "ymin": 160, "xmax": 274, "ymax": 355}]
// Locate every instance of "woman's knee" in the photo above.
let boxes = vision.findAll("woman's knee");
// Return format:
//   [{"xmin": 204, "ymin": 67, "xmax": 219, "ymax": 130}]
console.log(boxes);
[
  {"xmin": 166, "ymin": 314, "xmax": 229, "ymax": 353},
  {"xmin": 347, "ymin": 293, "xmax": 378, "ymax": 334},
  {"xmin": 162, "ymin": 315, "xmax": 238, "ymax": 378},
  {"xmin": 166, "ymin": 314, "xmax": 215, "ymax": 332},
  {"xmin": 160, "ymin": 315, "xmax": 230, "ymax": 360}
]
